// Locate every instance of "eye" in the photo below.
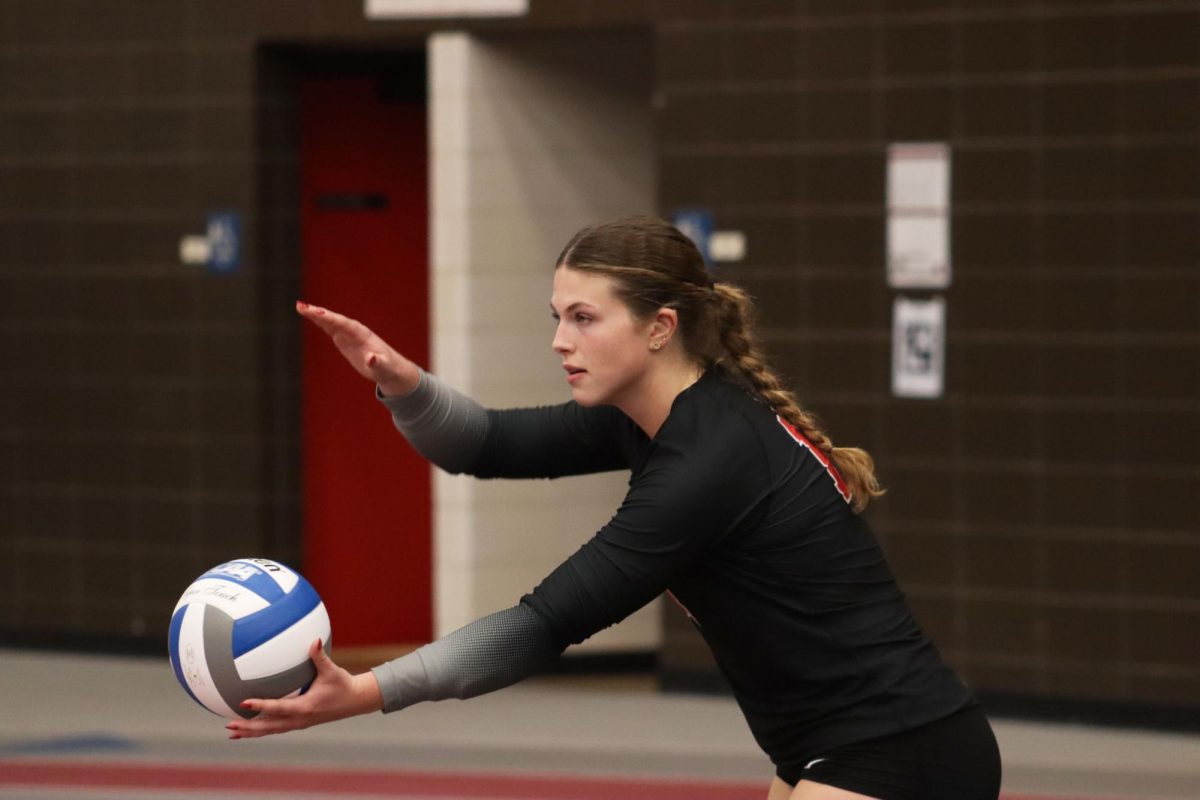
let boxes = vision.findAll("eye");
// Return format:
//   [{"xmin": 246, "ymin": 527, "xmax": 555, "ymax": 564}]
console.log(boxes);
[{"xmin": 574, "ymin": 313, "xmax": 593, "ymax": 325}]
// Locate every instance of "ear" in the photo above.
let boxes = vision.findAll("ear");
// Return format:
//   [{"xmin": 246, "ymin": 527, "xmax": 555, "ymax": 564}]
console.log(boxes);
[{"xmin": 648, "ymin": 308, "xmax": 679, "ymax": 344}]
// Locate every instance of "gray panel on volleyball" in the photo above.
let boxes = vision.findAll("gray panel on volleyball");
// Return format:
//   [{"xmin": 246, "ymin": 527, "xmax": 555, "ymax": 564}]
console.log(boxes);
[{"xmin": 203, "ymin": 605, "xmax": 323, "ymax": 720}]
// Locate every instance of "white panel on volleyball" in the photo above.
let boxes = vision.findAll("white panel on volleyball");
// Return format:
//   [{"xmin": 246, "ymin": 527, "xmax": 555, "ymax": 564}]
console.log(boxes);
[
  {"xmin": 235, "ymin": 603, "xmax": 331, "ymax": 681},
  {"xmin": 172, "ymin": 579, "xmax": 271, "ymax": 619},
  {"xmin": 176, "ymin": 603, "xmax": 240, "ymax": 719},
  {"xmin": 235, "ymin": 557, "xmax": 300, "ymax": 594}
]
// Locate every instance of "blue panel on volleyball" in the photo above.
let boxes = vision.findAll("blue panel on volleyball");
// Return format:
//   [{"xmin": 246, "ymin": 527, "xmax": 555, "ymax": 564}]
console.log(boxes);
[
  {"xmin": 198, "ymin": 560, "xmax": 287, "ymax": 604},
  {"xmin": 230, "ymin": 578, "xmax": 322, "ymax": 658},
  {"xmin": 168, "ymin": 606, "xmax": 201, "ymax": 707}
]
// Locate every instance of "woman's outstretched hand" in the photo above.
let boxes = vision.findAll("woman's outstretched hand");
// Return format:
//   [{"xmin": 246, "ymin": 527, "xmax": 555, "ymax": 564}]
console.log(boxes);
[
  {"xmin": 296, "ymin": 300, "xmax": 421, "ymax": 397},
  {"xmin": 226, "ymin": 639, "xmax": 384, "ymax": 739}
]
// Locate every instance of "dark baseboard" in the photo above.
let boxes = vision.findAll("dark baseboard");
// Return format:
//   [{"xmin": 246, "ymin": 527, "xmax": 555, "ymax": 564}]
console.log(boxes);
[
  {"xmin": 658, "ymin": 666, "xmax": 734, "ymax": 696},
  {"xmin": 0, "ymin": 629, "xmax": 167, "ymax": 658},
  {"xmin": 976, "ymin": 690, "xmax": 1200, "ymax": 735},
  {"xmin": 659, "ymin": 667, "xmax": 1200, "ymax": 736}
]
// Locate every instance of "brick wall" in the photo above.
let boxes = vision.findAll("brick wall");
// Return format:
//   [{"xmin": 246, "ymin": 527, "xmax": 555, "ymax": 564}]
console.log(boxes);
[
  {"xmin": 655, "ymin": 0, "xmax": 1200, "ymax": 715},
  {"xmin": 0, "ymin": 1, "xmax": 268, "ymax": 643},
  {"xmin": 1, "ymin": 0, "xmax": 1196, "ymax": 715}
]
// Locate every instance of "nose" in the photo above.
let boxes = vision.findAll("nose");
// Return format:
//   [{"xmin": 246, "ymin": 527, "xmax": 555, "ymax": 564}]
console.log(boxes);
[{"xmin": 552, "ymin": 319, "xmax": 572, "ymax": 355}]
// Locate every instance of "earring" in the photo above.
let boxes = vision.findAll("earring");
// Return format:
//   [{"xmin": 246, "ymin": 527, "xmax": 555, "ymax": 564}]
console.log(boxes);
[{"xmin": 651, "ymin": 340, "xmax": 665, "ymax": 350}]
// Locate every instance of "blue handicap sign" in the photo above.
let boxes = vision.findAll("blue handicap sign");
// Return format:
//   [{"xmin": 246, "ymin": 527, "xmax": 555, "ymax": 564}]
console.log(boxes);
[
  {"xmin": 671, "ymin": 208, "xmax": 714, "ymax": 266},
  {"xmin": 206, "ymin": 211, "xmax": 242, "ymax": 274}
]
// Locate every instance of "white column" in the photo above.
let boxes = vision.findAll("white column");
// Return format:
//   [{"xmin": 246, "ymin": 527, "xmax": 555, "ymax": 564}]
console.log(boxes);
[{"xmin": 427, "ymin": 30, "xmax": 659, "ymax": 652}]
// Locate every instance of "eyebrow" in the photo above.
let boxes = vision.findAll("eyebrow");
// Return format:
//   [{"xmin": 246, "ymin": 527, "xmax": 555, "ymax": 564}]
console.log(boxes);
[{"xmin": 549, "ymin": 301, "xmax": 596, "ymax": 315}]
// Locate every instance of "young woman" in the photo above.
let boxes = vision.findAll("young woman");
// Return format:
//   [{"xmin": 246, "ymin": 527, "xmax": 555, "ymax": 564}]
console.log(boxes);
[{"xmin": 227, "ymin": 217, "xmax": 1002, "ymax": 800}]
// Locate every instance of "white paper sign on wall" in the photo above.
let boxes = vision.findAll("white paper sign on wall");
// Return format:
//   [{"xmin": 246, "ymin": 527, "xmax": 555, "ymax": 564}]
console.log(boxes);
[
  {"xmin": 366, "ymin": 0, "xmax": 528, "ymax": 18},
  {"xmin": 887, "ymin": 142, "xmax": 951, "ymax": 290},
  {"xmin": 892, "ymin": 296, "xmax": 946, "ymax": 398}
]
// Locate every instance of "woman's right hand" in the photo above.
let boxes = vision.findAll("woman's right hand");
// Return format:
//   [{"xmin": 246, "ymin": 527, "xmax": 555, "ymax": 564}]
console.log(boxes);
[
  {"xmin": 296, "ymin": 301, "xmax": 421, "ymax": 397},
  {"xmin": 226, "ymin": 639, "xmax": 383, "ymax": 740}
]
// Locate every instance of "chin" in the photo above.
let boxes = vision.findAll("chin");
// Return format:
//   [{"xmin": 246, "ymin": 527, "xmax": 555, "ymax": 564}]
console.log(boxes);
[{"xmin": 569, "ymin": 386, "xmax": 610, "ymax": 407}]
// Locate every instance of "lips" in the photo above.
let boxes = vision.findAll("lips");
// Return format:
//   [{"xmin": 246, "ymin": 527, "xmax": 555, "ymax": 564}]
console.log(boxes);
[{"xmin": 563, "ymin": 365, "xmax": 586, "ymax": 383}]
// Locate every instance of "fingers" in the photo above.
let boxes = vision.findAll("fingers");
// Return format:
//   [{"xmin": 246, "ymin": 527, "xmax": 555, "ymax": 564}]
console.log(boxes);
[
  {"xmin": 294, "ymin": 299, "xmax": 418, "ymax": 393},
  {"xmin": 295, "ymin": 300, "xmax": 362, "ymax": 338},
  {"xmin": 295, "ymin": 299, "xmax": 327, "ymax": 323},
  {"xmin": 226, "ymin": 698, "xmax": 306, "ymax": 739},
  {"xmin": 296, "ymin": 301, "xmax": 382, "ymax": 355},
  {"xmin": 226, "ymin": 715, "xmax": 300, "ymax": 739},
  {"xmin": 241, "ymin": 696, "xmax": 287, "ymax": 718},
  {"xmin": 310, "ymin": 638, "xmax": 335, "ymax": 675}
]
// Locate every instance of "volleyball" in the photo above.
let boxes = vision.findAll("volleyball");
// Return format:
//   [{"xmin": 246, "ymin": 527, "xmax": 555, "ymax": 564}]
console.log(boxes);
[{"xmin": 168, "ymin": 557, "xmax": 331, "ymax": 719}]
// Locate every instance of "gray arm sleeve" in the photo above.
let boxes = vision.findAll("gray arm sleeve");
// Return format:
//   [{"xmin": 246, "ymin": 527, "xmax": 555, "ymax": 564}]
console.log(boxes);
[
  {"xmin": 377, "ymin": 369, "xmax": 489, "ymax": 474},
  {"xmin": 369, "ymin": 603, "xmax": 562, "ymax": 713}
]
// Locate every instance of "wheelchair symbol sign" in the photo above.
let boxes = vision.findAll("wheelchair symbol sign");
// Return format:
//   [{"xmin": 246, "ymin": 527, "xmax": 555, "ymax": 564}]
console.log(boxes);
[{"xmin": 206, "ymin": 212, "xmax": 242, "ymax": 274}]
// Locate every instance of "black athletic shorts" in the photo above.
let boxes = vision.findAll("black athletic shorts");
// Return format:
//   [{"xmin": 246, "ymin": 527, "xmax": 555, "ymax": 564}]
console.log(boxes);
[{"xmin": 777, "ymin": 705, "xmax": 1002, "ymax": 799}]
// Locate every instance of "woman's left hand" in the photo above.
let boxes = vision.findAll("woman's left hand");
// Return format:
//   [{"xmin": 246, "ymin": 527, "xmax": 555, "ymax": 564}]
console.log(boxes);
[{"xmin": 226, "ymin": 639, "xmax": 383, "ymax": 739}]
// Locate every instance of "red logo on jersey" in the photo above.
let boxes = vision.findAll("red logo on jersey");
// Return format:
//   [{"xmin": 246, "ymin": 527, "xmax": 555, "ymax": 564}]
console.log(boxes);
[{"xmin": 775, "ymin": 415, "xmax": 852, "ymax": 504}]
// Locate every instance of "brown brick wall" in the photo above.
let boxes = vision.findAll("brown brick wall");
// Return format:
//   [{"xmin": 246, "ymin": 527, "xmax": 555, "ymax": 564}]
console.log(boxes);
[
  {"xmin": 0, "ymin": 1, "xmax": 264, "ymax": 641},
  {"xmin": 1, "ymin": 0, "xmax": 1196, "ymax": 714},
  {"xmin": 656, "ymin": 0, "xmax": 1200, "ymax": 714}
]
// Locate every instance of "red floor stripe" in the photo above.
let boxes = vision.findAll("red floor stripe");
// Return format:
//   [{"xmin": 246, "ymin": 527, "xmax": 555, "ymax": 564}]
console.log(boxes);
[
  {"xmin": 0, "ymin": 759, "xmax": 1115, "ymax": 800},
  {"xmin": 0, "ymin": 760, "xmax": 761, "ymax": 799}
]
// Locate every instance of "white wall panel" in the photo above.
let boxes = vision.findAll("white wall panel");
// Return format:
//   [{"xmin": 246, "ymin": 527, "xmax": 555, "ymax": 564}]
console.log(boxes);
[{"xmin": 428, "ymin": 30, "xmax": 657, "ymax": 652}]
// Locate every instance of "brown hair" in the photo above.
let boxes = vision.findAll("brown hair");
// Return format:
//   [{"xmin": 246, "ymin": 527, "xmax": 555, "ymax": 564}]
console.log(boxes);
[{"xmin": 556, "ymin": 215, "xmax": 884, "ymax": 512}]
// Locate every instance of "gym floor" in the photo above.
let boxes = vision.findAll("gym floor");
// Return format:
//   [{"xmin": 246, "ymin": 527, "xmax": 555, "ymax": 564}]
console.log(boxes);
[{"xmin": 1, "ymin": 649, "xmax": 1197, "ymax": 800}]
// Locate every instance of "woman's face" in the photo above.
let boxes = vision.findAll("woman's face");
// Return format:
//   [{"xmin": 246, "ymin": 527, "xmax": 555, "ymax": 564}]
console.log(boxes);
[{"xmin": 550, "ymin": 266, "xmax": 655, "ymax": 409}]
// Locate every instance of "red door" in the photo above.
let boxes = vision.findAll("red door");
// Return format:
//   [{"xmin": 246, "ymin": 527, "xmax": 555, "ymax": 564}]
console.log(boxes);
[{"xmin": 299, "ymin": 75, "xmax": 431, "ymax": 646}]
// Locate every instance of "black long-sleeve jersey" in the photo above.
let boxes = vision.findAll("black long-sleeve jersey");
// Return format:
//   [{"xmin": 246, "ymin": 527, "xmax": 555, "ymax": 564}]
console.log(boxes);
[{"xmin": 463, "ymin": 367, "xmax": 974, "ymax": 770}]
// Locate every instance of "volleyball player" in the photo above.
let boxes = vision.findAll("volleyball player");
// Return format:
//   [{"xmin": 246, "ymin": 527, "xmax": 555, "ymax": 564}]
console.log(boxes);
[{"xmin": 227, "ymin": 217, "xmax": 1002, "ymax": 800}]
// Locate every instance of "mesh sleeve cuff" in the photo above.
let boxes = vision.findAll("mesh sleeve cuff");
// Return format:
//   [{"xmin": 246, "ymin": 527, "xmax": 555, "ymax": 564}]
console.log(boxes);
[
  {"xmin": 376, "ymin": 369, "xmax": 489, "ymax": 474},
  {"xmin": 370, "ymin": 603, "xmax": 562, "ymax": 714}
]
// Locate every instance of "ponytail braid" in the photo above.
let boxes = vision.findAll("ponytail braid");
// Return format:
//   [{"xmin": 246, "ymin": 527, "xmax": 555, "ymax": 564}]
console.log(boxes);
[{"xmin": 711, "ymin": 284, "xmax": 884, "ymax": 513}]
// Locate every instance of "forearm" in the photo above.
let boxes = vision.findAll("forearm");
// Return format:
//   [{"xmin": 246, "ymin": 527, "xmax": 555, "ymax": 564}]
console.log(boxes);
[
  {"xmin": 370, "ymin": 603, "xmax": 562, "ymax": 713},
  {"xmin": 377, "ymin": 369, "xmax": 490, "ymax": 474}
]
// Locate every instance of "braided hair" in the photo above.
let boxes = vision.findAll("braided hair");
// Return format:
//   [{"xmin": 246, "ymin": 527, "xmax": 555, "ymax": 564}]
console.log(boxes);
[{"xmin": 557, "ymin": 216, "xmax": 884, "ymax": 513}]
